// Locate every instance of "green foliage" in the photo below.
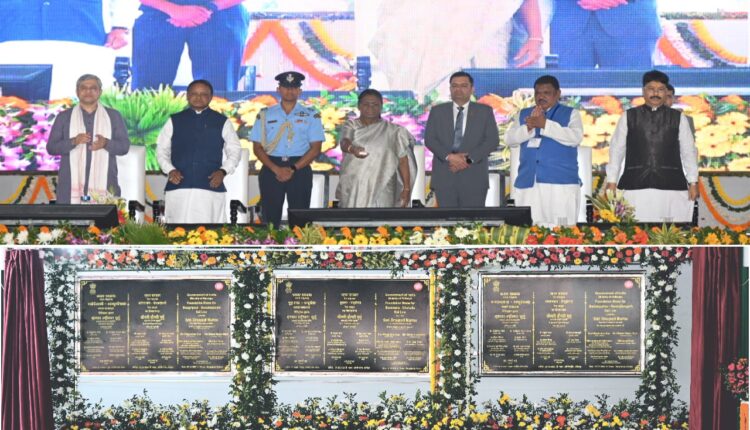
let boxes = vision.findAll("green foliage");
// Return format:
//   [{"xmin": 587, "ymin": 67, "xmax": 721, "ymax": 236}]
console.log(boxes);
[
  {"xmin": 647, "ymin": 224, "xmax": 689, "ymax": 244},
  {"xmin": 114, "ymin": 221, "xmax": 171, "ymax": 245},
  {"xmin": 99, "ymin": 87, "xmax": 187, "ymax": 170}
]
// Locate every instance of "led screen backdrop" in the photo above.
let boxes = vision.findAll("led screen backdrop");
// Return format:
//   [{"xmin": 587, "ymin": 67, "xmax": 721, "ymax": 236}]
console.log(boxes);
[{"xmin": 0, "ymin": 0, "xmax": 748, "ymax": 172}]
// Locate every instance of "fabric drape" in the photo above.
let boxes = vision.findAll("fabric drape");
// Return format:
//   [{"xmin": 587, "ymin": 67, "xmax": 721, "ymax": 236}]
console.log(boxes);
[
  {"xmin": 690, "ymin": 247, "xmax": 742, "ymax": 430},
  {"xmin": 2, "ymin": 249, "xmax": 54, "ymax": 430}
]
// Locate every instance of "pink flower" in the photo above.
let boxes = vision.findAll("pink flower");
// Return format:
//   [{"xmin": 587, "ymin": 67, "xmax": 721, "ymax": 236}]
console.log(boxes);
[{"xmin": 2, "ymin": 156, "xmax": 31, "ymax": 170}]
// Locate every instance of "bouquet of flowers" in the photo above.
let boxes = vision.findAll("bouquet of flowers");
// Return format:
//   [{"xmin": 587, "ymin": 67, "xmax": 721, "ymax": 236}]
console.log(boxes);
[
  {"xmin": 723, "ymin": 357, "xmax": 749, "ymax": 401},
  {"xmin": 589, "ymin": 189, "xmax": 636, "ymax": 224}
]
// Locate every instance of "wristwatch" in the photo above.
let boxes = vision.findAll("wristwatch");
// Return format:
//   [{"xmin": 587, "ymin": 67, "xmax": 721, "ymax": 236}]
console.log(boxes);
[{"xmin": 465, "ymin": 156, "xmax": 474, "ymax": 165}]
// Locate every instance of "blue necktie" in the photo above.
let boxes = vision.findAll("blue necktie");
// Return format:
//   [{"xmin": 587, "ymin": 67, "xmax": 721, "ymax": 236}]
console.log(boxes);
[{"xmin": 452, "ymin": 106, "xmax": 464, "ymax": 151}]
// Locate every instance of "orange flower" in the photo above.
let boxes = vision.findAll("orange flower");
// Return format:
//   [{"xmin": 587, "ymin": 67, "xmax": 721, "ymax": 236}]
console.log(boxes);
[
  {"xmin": 614, "ymin": 231, "xmax": 628, "ymax": 244},
  {"xmin": 590, "ymin": 226, "xmax": 603, "ymax": 242},
  {"xmin": 18, "ymin": 226, "xmax": 27, "ymax": 232},
  {"xmin": 413, "ymin": 226, "xmax": 423, "ymax": 232},
  {"xmin": 477, "ymin": 94, "xmax": 514, "ymax": 115},
  {"xmin": 632, "ymin": 227, "xmax": 649, "ymax": 244},
  {"xmin": 206, "ymin": 256, "xmax": 217, "ymax": 265},
  {"xmin": 292, "ymin": 226, "xmax": 303, "ymax": 240},
  {"xmin": 341, "ymin": 227, "xmax": 352, "ymax": 239},
  {"xmin": 720, "ymin": 95, "xmax": 747, "ymax": 110},
  {"xmin": 395, "ymin": 226, "xmax": 404, "ymax": 233},
  {"xmin": 376, "ymin": 226, "xmax": 389, "ymax": 238},
  {"xmin": 678, "ymin": 95, "xmax": 712, "ymax": 116},
  {"xmin": 39, "ymin": 226, "xmax": 51, "ymax": 234},
  {"xmin": 250, "ymin": 94, "xmax": 278, "ymax": 106},
  {"xmin": 0, "ymin": 96, "xmax": 29, "ymax": 110},
  {"xmin": 0, "ymin": 224, "xmax": 10, "ymax": 234},
  {"xmin": 87, "ymin": 225, "xmax": 101, "ymax": 235},
  {"xmin": 591, "ymin": 96, "xmax": 623, "ymax": 114}
]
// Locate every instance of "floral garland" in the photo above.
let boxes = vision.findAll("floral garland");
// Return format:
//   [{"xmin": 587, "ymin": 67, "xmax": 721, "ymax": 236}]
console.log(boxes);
[
  {"xmin": 309, "ymin": 19, "xmax": 354, "ymax": 61},
  {"xmin": 674, "ymin": 22, "xmax": 732, "ymax": 68},
  {"xmin": 45, "ymin": 254, "xmax": 83, "ymax": 428},
  {"xmin": 3, "ymin": 223, "xmax": 749, "ymax": 246},
  {"xmin": 229, "ymin": 265, "xmax": 277, "ymax": 424},
  {"xmin": 698, "ymin": 180, "xmax": 750, "ymax": 232},
  {"xmin": 284, "ymin": 21, "xmax": 352, "ymax": 81},
  {"xmin": 242, "ymin": 20, "xmax": 352, "ymax": 90},
  {"xmin": 657, "ymin": 21, "xmax": 711, "ymax": 67},
  {"xmin": 690, "ymin": 20, "xmax": 748, "ymax": 64},
  {"xmin": 634, "ymin": 248, "xmax": 688, "ymax": 419},
  {"xmin": 298, "ymin": 21, "xmax": 344, "ymax": 66},
  {"xmin": 706, "ymin": 176, "xmax": 750, "ymax": 212},
  {"xmin": 40, "ymin": 246, "xmax": 691, "ymax": 428},
  {"xmin": 1, "ymin": 176, "xmax": 31, "ymax": 204}
]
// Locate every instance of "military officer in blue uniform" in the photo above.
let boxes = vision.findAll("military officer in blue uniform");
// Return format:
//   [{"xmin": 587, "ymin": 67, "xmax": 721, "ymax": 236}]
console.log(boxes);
[{"xmin": 250, "ymin": 71, "xmax": 325, "ymax": 228}]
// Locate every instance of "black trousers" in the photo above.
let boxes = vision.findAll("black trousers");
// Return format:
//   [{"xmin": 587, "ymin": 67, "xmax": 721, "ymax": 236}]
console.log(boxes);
[{"xmin": 258, "ymin": 157, "xmax": 312, "ymax": 228}]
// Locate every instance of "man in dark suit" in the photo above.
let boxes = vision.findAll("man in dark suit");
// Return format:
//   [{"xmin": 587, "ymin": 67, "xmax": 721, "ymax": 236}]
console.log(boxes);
[{"xmin": 425, "ymin": 71, "xmax": 500, "ymax": 207}]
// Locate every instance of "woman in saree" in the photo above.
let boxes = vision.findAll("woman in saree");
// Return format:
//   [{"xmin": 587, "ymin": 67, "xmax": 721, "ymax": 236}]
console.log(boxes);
[{"xmin": 336, "ymin": 89, "xmax": 418, "ymax": 208}]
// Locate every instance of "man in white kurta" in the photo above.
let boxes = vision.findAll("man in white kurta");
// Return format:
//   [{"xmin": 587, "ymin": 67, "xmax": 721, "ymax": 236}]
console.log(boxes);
[
  {"xmin": 605, "ymin": 71, "xmax": 698, "ymax": 223},
  {"xmin": 506, "ymin": 75, "xmax": 583, "ymax": 226},
  {"xmin": 156, "ymin": 79, "xmax": 241, "ymax": 224}
]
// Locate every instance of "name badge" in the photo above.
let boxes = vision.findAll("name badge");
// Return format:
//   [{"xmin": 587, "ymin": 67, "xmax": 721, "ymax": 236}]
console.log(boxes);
[{"xmin": 528, "ymin": 138, "xmax": 542, "ymax": 148}]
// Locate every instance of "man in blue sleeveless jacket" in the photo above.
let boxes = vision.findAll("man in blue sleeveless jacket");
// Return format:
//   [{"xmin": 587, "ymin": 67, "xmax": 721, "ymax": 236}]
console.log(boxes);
[
  {"xmin": 156, "ymin": 79, "xmax": 242, "ymax": 223},
  {"xmin": 506, "ymin": 75, "xmax": 583, "ymax": 226}
]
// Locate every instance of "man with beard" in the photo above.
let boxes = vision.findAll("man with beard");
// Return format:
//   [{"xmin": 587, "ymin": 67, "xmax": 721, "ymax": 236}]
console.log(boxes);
[
  {"xmin": 506, "ymin": 75, "xmax": 583, "ymax": 226},
  {"xmin": 605, "ymin": 70, "xmax": 699, "ymax": 222}
]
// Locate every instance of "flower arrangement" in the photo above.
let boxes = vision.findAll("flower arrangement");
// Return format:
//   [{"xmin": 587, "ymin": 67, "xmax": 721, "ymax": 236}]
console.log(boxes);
[
  {"xmin": 723, "ymin": 358, "xmax": 749, "ymax": 402},
  {"xmin": 590, "ymin": 189, "xmax": 637, "ymax": 224},
  {"xmin": 58, "ymin": 391, "xmax": 690, "ymax": 430},
  {"xmin": 1, "ymin": 223, "xmax": 748, "ymax": 246}
]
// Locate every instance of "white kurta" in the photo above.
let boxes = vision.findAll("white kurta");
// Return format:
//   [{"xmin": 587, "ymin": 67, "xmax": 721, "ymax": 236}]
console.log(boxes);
[
  {"xmin": 505, "ymin": 107, "xmax": 584, "ymax": 226},
  {"xmin": 156, "ymin": 114, "xmax": 242, "ymax": 224},
  {"xmin": 606, "ymin": 110, "xmax": 698, "ymax": 223}
]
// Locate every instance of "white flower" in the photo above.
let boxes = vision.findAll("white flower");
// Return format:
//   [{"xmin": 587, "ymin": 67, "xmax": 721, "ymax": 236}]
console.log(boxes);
[
  {"xmin": 241, "ymin": 352, "xmax": 250, "ymax": 360},
  {"xmin": 37, "ymin": 231, "xmax": 53, "ymax": 244},
  {"xmin": 454, "ymin": 227, "xmax": 470, "ymax": 239}
]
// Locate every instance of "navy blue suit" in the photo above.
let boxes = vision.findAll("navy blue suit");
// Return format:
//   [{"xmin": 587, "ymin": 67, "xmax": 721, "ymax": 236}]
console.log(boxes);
[
  {"xmin": 551, "ymin": 0, "xmax": 661, "ymax": 68},
  {"xmin": 132, "ymin": 1, "xmax": 249, "ymax": 91}
]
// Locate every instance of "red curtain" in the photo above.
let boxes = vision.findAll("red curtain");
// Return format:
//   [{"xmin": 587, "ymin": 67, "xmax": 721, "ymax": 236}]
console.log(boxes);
[
  {"xmin": 690, "ymin": 247, "xmax": 742, "ymax": 430},
  {"xmin": 2, "ymin": 249, "xmax": 54, "ymax": 429}
]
